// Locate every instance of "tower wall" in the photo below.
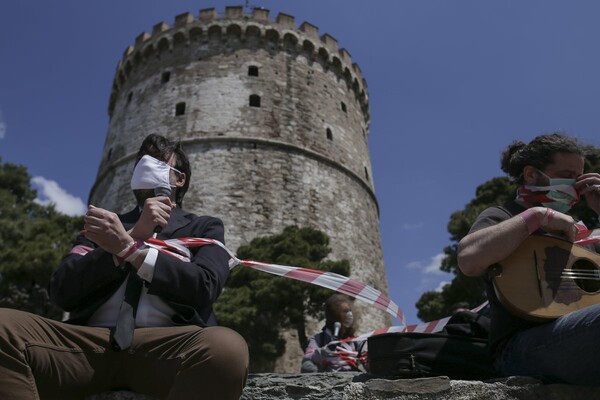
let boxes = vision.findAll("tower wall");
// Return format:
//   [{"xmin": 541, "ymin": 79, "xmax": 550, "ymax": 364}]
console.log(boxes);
[{"xmin": 91, "ymin": 6, "xmax": 390, "ymax": 372}]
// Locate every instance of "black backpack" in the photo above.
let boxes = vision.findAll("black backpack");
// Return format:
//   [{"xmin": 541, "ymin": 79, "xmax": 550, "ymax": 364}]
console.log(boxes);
[{"xmin": 367, "ymin": 311, "xmax": 501, "ymax": 380}]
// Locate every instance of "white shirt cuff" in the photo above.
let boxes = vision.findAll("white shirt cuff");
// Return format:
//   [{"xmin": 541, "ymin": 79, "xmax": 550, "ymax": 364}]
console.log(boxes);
[{"xmin": 137, "ymin": 248, "xmax": 159, "ymax": 282}]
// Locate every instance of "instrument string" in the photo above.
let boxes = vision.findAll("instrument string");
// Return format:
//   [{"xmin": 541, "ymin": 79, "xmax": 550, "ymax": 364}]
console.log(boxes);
[{"xmin": 541, "ymin": 269, "xmax": 600, "ymax": 280}]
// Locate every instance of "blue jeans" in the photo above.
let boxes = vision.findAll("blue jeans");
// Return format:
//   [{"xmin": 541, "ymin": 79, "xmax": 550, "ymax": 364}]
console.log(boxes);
[{"xmin": 496, "ymin": 303, "xmax": 600, "ymax": 386}]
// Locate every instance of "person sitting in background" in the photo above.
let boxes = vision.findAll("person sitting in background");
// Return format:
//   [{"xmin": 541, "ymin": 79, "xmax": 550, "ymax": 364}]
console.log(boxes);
[{"xmin": 301, "ymin": 294, "xmax": 364, "ymax": 372}]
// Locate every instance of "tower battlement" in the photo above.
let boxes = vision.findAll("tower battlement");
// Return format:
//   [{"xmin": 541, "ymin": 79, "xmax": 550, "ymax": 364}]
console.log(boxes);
[{"xmin": 110, "ymin": 6, "xmax": 369, "ymax": 122}]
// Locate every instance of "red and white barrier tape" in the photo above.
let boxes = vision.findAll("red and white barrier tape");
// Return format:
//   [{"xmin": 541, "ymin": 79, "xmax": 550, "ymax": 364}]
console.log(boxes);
[
  {"xmin": 335, "ymin": 300, "xmax": 489, "ymax": 346},
  {"xmin": 146, "ymin": 237, "xmax": 407, "ymax": 326},
  {"xmin": 146, "ymin": 237, "xmax": 494, "ymax": 339},
  {"xmin": 575, "ymin": 224, "xmax": 600, "ymax": 246},
  {"xmin": 70, "ymin": 235, "xmax": 495, "ymax": 344}
]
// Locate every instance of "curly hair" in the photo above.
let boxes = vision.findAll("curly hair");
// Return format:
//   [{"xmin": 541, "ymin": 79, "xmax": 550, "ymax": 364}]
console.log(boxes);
[{"xmin": 500, "ymin": 133, "xmax": 585, "ymax": 184}]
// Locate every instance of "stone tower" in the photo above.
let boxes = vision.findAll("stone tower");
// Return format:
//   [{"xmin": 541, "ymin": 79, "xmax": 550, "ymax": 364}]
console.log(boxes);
[{"xmin": 90, "ymin": 6, "xmax": 390, "ymax": 372}]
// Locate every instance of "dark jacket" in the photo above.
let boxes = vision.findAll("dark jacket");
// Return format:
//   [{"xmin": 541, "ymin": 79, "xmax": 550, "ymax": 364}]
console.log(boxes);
[{"xmin": 49, "ymin": 207, "xmax": 230, "ymax": 327}]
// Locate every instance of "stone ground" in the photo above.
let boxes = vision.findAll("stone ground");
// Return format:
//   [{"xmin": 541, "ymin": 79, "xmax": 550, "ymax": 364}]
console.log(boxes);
[{"xmin": 87, "ymin": 373, "xmax": 600, "ymax": 400}]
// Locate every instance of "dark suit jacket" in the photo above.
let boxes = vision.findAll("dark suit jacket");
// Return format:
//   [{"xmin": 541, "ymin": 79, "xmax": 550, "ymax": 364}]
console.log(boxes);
[{"xmin": 49, "ymin": 207, "xmax": 230, "ymax": 327}]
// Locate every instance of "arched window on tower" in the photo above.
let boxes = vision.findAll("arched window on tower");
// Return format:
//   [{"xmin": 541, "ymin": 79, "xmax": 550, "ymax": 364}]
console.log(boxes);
[
  {"xmin": 249, "ymin": 95, "xmax": 261, "ymax": 108},
  {"xmin": 364, "ymin": 167, "xmax": 370, "ymax": 181},
  {"xmin": 161, "ymin": 71, "xmax": 171, "ymax": 83},
  {"xmin": 175, "ymin": 102, "xmax": 186, "ymax": 116},
  {"xmin": 341, "ymin": 101, "xmax": 347, "ymax": 113},
  {"xmin": 326, "ymin": 128, "xmax": 333, "ymax": 140},
  {"xmin": 248, "ymin": 66, "xmax": 259, "ymax": 77}
]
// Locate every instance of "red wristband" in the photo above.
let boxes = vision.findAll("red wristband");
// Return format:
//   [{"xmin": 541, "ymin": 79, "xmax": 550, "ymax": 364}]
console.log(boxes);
[
  {"xmin": 519, "ymin": 208, "xmax": 541, "ymax": 234},
  {"xmin": 541, "ymin": 208, "xmax": 555, "ymax": 226},
  {"xmin": 116, "ymin": 240, "xmax": 145, "ymax": 264}
]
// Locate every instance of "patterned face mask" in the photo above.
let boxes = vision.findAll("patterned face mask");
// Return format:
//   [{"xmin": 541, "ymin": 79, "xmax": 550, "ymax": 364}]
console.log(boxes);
[
  {"xmin": 130, "ymin": 155, "xmax": 181, "ymax": 191},
  {"xmin": 516, "ymin": 170, "xmax": 579, "ymax": 213}
]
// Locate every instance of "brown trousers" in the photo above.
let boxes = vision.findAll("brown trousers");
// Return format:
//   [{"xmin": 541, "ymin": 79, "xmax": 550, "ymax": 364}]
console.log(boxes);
[{"xmin": 0, "ymin": 308, "xmax": 248, "ymax": 400}]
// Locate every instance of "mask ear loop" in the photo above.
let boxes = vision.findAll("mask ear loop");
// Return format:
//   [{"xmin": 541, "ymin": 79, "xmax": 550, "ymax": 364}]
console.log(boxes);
[{"xmin": 535, "ymin": 169, "xmax": 549, "ymax": 179}]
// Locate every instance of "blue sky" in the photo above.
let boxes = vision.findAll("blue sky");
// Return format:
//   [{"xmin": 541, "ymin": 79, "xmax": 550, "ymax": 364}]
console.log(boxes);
[{"xmin": 2, "ymin": 1, "xmax": 600, "ymax": 326}]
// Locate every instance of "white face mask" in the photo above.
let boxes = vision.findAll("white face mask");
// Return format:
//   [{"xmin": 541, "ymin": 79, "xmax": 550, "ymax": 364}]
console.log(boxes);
[
  {"xmin": 342, "ymin": 311, "xmax": 353, "ymax": 328},
  {"xmin": 130, "ymin": 155, "xmax": 181, "ymax": 191}
]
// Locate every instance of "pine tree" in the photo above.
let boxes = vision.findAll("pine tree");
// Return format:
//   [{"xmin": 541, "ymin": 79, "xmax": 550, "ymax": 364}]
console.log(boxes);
[
  {"xmin": 0, "ymin": 158, "xmax": 83, "ymax": 319},
  {"xmin": 213, "ymin": 226, "xmax": 350, "ymax": 372}
]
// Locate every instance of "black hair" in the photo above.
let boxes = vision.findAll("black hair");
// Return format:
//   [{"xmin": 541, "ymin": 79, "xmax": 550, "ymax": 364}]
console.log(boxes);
[
  {"xmin": 135, "ymin": 134, "xmax": 191, "ymax": 206},
  {"xmin": 500, "ymin": 132, "xmax": 585, "ymax": 184}
]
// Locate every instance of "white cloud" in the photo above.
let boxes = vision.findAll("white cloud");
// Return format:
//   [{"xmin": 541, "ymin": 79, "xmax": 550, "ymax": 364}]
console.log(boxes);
[
  {"xmin": 424, "ymin": 253, "xmax": 445, "ymax": 274},
  {"xmin": 406, "ymin": 253, "xmax": 446, "ymax": 274},
  {"xmin": 32, "ymin": 176, "xmax": 87, "ymax": 216},
  {"xmin": 407, "ymin": 253, "xmax": 453, "ymax": 292},
  {"xmin": 434, "ymin": 280, "xmax": 450, "ymax": 292},
  {"xmin": 414, "ymin": 276, "xmax": 452, "ymax": 294},
  {"xmin": 0, "ymin": 109, "xmax": 6, "ymax": 139}
]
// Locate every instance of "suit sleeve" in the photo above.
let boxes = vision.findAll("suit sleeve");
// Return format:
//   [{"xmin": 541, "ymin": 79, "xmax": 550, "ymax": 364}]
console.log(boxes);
[
  {"xmin": 146, "ymin": 216, "xmax": 230, "ymax": 312},
  {"xmin": 48, "ymin": 235, "xmax": 126, "ymax": 311}
]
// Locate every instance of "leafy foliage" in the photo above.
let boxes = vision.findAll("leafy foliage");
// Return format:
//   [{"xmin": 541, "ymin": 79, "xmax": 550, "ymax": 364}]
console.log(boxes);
[
  {"xmin": 0, "ymin": 158, "xmax": 83, "ymax": 319},
  {"xmin": 416, "ymin": 146, "xmax": 600, "ymax": 322},
  {"xmin": 213, "ymin": 226, "xmax": 350, "ymax": 372}
]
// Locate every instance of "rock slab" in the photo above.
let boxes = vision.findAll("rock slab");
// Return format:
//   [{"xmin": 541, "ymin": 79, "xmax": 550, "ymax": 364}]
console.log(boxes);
[{"xmin": 87, "ymin": 373, "xmax": 600, "ymax": 400}]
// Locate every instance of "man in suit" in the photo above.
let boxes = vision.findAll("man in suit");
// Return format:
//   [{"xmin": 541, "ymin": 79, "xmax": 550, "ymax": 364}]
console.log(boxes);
[
  {"xmin": 0, "ymin": 134, "xmax": 248, "ymax": 399},
  {"xmin": 457, "ymin": 133, "xmax": 600, "ymax": 385}
]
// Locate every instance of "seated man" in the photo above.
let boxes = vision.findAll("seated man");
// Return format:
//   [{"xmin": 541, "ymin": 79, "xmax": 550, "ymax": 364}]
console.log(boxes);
[
  {"xmin": 0, "ymin": 134, "xmax": 249, "ymax": 399},
  {"xmin": 458, "ymin": 133, "xmax": 600, "ymax": 385}
]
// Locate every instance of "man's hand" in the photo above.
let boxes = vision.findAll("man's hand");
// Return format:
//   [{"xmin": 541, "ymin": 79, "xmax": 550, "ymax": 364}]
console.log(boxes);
[
  {"xmin": 129, "ymin": 196, "xmax": 175, "ymax": 240},
  {"xmin": 83, "ymin": 205, "xmax": 133, "ymax": 255},
  {"xmin": 576, "ymin": 173, "xmax": 600, "ymax": 215},
  {"xmin": 530, "ymin": 206, "xmax": 579, "ymax": 242}
]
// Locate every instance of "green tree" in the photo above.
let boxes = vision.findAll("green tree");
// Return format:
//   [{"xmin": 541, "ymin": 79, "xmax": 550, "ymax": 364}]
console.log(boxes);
[
  {"xmin": 416, "ymin": 145, "xmax": 600, "ymax": 322},
  {"xmin": 0, "ymin": 158, "xmax": 83, "ymax": 319},
  {"xmin": 213, "ymin": 226, "xmax": 350, "ymax": 372}
]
